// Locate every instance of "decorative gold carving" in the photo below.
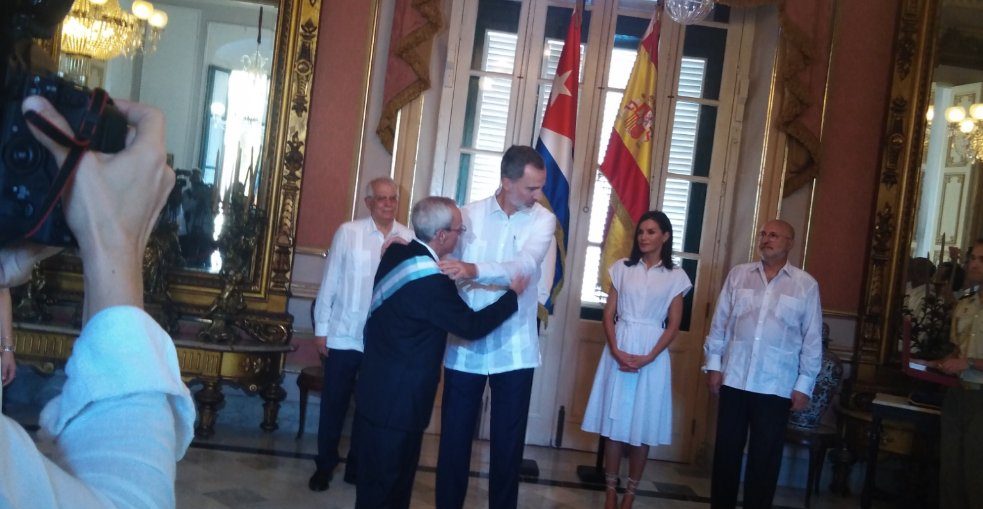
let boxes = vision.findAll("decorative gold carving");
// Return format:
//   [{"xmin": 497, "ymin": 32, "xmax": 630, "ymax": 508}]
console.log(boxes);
[
  {"xmin": 11, "ymin": 264, "xmax": 53, "ymax": 323},
  {"xmin": 239, "ymin": 355, "xmax": 270, "ymax": 375},
  {"xmin": 872, "ymin": 204, "xmax": 896, "ymax": 261},
  {"xmin": 199, "ymin": 189, "xmax": 265, "ymax": 344},
  {"xmin": 144, "ymin": 222, "xmax": 182, "ymax": 332},
  {"xmin": 882, "ymin": 98, "xmax": 909, "ymax": 187},
  {"xmin": 175, "ymin": 348, "xmax": 223, "ymax": 377},
  {"xmin": 238, "ymin": 319, "xmax": 291, "ymax": 345},
  {"xmin": 859, "ymin": 0, "xmax": 939, "ymax": 368},
  {"xmin": 895, "ymin": 3, "xmax": 920, "ymax": 80}
]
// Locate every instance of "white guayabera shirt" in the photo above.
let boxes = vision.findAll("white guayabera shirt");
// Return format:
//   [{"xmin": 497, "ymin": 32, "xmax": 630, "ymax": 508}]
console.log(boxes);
[
  {"xmin": 703, "ymin": 261, "xmax": 824, "ymax": 397},
  {"xmin": 313, "ymin": 217, "xmax": 414, "ymax": 352},
  {"xmin": 444, "ymin": 194, "xmax": 556, "ymax": 375}
]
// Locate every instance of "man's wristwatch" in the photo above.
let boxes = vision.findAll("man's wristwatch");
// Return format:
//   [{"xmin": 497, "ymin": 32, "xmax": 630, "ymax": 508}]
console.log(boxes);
[{"xmin": 0, "ymin": 344, "xmax": 14, "ymax": 353}]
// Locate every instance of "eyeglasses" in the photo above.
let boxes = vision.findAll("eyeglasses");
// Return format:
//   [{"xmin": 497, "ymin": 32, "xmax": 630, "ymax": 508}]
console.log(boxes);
[
  {"xmin": 758, "ymin": 231, "xmax": 790, "ymax": 240},
  {"xmin": 445, "ymin": 225, "xmax": 467, "ymax": 234}
]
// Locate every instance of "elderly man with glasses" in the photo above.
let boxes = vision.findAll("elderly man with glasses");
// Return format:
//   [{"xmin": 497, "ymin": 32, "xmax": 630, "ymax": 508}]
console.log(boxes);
[{"xmin": 703, "ymin": 219, "xmax": 824, "ymax": 509}]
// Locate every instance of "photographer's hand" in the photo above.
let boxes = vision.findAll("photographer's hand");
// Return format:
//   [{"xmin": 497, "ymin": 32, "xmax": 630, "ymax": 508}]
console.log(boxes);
[{"xmin": 22, "ymin": 96, "xmax": 174, "ymax": 320}]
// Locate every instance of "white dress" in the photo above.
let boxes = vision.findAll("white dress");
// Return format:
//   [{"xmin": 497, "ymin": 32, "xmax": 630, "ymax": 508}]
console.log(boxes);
[{"xmin": 581, "ymin": 259, "xmax": 692, "ymax": 446}]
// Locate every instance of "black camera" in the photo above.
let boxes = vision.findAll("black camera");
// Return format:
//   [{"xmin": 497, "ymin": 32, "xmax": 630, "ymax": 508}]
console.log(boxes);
[{"xmin": 1, "ymin": 0, "xmax": 128, "ymax": 247}]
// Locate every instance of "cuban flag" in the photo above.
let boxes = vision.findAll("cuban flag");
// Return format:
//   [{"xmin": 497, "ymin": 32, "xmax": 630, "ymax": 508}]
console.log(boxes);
[{"xmin": 535, "ymin": 6, "xmax": 581, "ymax": 316}]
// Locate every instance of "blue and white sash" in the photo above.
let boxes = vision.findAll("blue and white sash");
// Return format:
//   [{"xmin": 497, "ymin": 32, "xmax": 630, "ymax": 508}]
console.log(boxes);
[{"xmin": 369, "ymin": 255, "xmax": 441, "ymax": 313}]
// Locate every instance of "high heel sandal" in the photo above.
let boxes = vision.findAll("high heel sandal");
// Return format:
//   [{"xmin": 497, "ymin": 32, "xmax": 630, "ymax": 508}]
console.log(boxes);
[
  {"xmin": 604, "ymin": 473, "xmax": 619, "ymax": 509},
  {"xmin": 619, "ymin": 477, "xmax": 638, "ymax": 509}
]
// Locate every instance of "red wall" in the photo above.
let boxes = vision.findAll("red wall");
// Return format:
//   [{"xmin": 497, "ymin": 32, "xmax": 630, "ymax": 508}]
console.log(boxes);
[
  {"xmin": 807, "ymin": 0, "xmax": 900, "ymax": 314},
  {"xmin": 296, "ymin": 0, "xmax": 375, "ymax": 249}
]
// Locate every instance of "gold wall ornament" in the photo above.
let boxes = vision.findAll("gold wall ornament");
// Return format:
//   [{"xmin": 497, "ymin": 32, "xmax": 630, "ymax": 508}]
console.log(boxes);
[
  {"xmin": 199, "ymin": 184, "xmax": 266, "ymax": 344},
  {"xmin": 11, "ymin": 264, "xmax": 53, "ymax": 324},
  {"xmin": 144, "ymin": 221, "xmax": 183, "ymax": 333}
]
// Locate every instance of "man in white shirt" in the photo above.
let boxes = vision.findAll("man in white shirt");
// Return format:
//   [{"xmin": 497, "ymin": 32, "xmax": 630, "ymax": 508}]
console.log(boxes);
[
  {"xmin": 0, "ymin": 96, "xmax": 194, "ymax": 508},
  {"xmin": 703, "ymin": 219, "xmax": 823, "ymax": 509},
  {"xmin": 435, "ymin": 145, "xmax": 556, "ymax": 509},
  {"xmin": 309, "ymin": 177, "xmax": 414, "ymax": 492}
]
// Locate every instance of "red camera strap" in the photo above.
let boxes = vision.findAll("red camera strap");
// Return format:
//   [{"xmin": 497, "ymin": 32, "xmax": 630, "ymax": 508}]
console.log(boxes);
[{"xmin": 20, "ymin": 89, "xmax": 111, "ymax": 241}]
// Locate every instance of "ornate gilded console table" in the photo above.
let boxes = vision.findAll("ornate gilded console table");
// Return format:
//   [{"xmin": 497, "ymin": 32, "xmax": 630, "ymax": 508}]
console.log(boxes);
[{"xmin": 13, "ymin": 318, "xmax": 294, "ymax": 439}]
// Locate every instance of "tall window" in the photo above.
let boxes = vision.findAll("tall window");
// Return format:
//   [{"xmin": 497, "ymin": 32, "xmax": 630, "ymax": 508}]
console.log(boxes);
[{"xmin": 439, "ymin": 0, "xmax": 737, "ymax": 330}]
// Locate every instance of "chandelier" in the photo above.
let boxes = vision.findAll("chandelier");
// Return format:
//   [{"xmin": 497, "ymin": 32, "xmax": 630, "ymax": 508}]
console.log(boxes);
[
  {"xmin": 665, "ymin": 0, "xmax": 716, "ymax": 25},
  {"xmin": 241, "ymin": 7, "xmax": 268, "ymax": 83},
  {"xmin": 932, "ymin": 103, "xmax": 983, "ymax": 163},
  {"xmin": 60, "ymin": 0, "xmax": 168, "ymax": 80}
]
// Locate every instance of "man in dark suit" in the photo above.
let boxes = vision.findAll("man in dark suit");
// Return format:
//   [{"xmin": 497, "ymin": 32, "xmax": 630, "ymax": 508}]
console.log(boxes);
[{"xmin": 354, "ymin": 196, "xmax": 528, "ymax": 509}]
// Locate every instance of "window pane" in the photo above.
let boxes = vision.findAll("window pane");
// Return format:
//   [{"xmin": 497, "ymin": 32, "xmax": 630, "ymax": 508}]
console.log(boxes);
[
  {"xmin": 668, "ymin": 102, "xmax": 716, "ymax": 178},
  {"xmin": 588, "ymin": 173, "xmax": 613, "ymax": 244},
  {"xmin": 460, "ymin": 152, "xmax": 502, "ymax": 203},
  {"xmin": 460, "ymin": 75, "xmax": 513, "ymax": 151},
  {"xmin": 663, "ymin": 178, "xmax": 707, "ymax": 255},
  {"xmin": 682, "ymin": 24, "xmax": 727, "ymax": 100},
  {"xmin": 677, "ymin": 57, "xmax": 706, "ymax": 98},
  {"xmin": 596, "ymin": 91, "xmax": 623, "ymax": 164},
  {"xmin": 581, "ymin": 245, "xmax": 604, "ymax": 305},
  {"xmin": 580, "ymin": 171, "xmax": 613, "ymax": 307},
  {"xmin": 471, "ymin": 0, "xmax": 521, "ymax": 73}
]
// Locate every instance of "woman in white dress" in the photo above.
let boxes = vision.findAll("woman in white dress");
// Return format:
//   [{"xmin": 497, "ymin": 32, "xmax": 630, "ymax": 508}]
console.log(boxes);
[{"xmin": 581, "ymin": 210, "xmax": 692, "ymax": 509}]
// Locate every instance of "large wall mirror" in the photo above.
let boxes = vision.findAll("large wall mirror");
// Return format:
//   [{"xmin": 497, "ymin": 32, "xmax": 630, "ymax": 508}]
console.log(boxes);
[
  {"xmin": 859, "ymin": 0, "xmax": 982, "ymax": 379},
  {"xmin": 34, "ymin": 0, "xmax": 322, "ymax": 316}
]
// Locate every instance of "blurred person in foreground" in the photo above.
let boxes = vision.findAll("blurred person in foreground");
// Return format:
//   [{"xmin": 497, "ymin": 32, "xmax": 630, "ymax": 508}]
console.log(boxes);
[{"xmin": 0, "ymin": 95, "xmax": 193, "ymax": 508}]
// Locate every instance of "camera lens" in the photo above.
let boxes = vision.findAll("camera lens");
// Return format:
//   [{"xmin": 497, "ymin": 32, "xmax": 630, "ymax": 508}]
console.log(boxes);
[{"xmin": 3, "ymin": 136, "xmax": 43, "ymax": 173}]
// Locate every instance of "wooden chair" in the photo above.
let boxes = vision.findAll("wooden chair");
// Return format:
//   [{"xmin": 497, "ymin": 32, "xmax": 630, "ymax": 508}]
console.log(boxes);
[
  {"xmin": 296, "ymin": 365, "xmax": 324, "ymax": 439},
  {"xmin": 296, "ymin": 297, "xmax": 324, "ymax": 439}
]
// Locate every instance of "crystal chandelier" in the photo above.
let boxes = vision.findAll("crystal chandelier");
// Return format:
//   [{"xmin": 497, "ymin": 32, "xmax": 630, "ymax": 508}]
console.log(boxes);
[
  {"xmin": 938, "ymin": 103, "xmax": 983, "ymax": 163},
  {"xmin": 241, "ymin": 6, "xmax": 268, "ymax": 83},
  {"xmin": 665, "ymin": 0, "xmax": 716, "ymax": 25},
  {"xmin": 60, "ymin": 0, "xmax": 168, "ymax": 81}
]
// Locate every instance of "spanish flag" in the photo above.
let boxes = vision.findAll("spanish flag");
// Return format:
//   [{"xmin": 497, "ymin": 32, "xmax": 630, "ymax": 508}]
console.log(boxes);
[{"xmin": 598, "ymin": 5, "xmax": 662, "ymax": 291}]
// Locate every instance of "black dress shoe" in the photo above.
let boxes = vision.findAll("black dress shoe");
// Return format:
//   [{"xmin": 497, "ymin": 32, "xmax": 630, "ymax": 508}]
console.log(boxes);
[{"xmin": 308, "ymin": 469, "xmax": 331, "ymax": 492}]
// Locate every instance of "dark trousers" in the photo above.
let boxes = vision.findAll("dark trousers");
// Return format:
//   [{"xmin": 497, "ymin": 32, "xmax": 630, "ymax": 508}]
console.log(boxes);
[
  {"xmin": 314, "ymin": 348, "xmax": 362, "ymax": 474},
  {"xmin": 354, "ymin": 415, "xmax": 423, "ymax": 509},
  {"xmin": 435, "ymin": 367, "xmax": 535, "ymax": 509},
  {"xmin": 940, "ymin": 386, "xmax": 983, "ymax": 509},
  {"xmin": 710, "ymin": 385, "xmax": 790, "ymax": 509}
]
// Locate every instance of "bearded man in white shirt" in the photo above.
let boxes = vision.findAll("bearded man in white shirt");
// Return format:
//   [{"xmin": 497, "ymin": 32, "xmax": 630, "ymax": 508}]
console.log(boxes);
[
  {"xmin": 435, "ymin": 145, "xmax": 557, "ymax": 509},
  {"xmin": 309, "ymin": 177, "xmax": 415, "ymax": 492},
  {"xmin": 703, "ymin": 219, "xmax": 823, "ymax": 509}
]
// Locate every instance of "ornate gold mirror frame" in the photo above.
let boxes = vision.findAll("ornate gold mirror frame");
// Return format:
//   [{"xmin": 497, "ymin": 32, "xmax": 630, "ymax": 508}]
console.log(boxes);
[
  {"xmin": 34, "ymin": 0, "xmax": 322, "ymax": 319},
  {"xmin": 12, "ymin": 0, "xmax": 322, "ymax": 437},
  {"xmin": 857, "ymin": 0, "xmax": 939, "ymax": 378}
]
